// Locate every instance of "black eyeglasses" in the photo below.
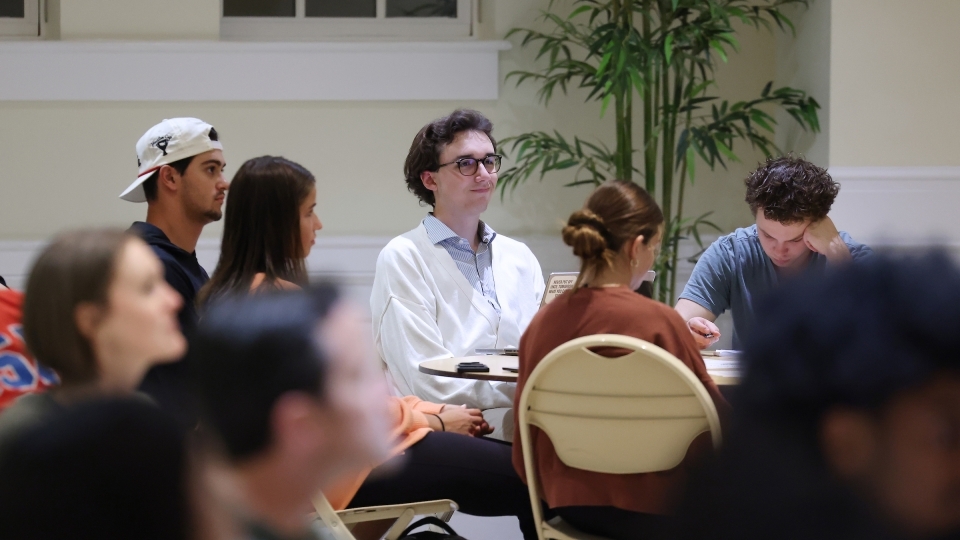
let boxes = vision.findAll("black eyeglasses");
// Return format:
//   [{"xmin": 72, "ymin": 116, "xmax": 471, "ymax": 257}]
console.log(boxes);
[{"xmin": 437, "ymin": 154, "xmax": 502, "ymax": 176}]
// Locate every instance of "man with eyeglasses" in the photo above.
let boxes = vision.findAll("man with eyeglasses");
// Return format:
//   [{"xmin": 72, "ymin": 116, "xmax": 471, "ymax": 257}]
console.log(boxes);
[{"xmin": 371, "ymin": 109, "xmax": 544, "ymax": 438}]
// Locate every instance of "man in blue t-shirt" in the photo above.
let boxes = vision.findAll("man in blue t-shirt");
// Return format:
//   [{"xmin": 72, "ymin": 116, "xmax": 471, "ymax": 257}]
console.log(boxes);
[{"xmin": 676, "ymin": 155, "xmax": 872, "ymax": 350}]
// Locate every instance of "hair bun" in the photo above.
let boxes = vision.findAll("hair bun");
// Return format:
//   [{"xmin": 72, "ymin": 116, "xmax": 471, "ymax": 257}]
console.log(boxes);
[{"xmin": 562, "ymin": 209, "xmax": 610, "ymax": 260}]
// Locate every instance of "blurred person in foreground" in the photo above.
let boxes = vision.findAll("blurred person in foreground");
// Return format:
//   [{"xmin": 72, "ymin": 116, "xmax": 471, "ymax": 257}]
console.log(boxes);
[
  {"xmin": 0, "ymin": 398, "xmax": 204, "ymax": 540},
  {"xmin": 0, "ymin": 229, "xmax": 185, "ymax": 448},
  {"xmin": 515, "ymin": 181, "xmax": 729, "ymax": 539},
  {"xmin": 190, "ymin": 288, "xmax": 393, "ymax": 540},
  {"xmin": 197, "ymin": 156, "xmax": 537, "ymax": 538},
  {"xmin": 674, "ymin": 252, "xmax": 960, "ymax": 540}
]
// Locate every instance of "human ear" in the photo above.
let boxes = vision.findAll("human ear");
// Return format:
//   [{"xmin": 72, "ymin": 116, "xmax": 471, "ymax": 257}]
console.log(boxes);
[
  {"xmin": 158, "ymin": 165, "xmax": 180, "ymax": 193},
  {"xmin": 820, "ymin": 408, "xmax": 878, "ymax": 481},
  {"xmin": 420, "ymin": 170, "xmax": 438, "ymax": 192},
  {"xmin": 632, "ymin": 236, "xmax": 646, "ymax": 258},
  {"xmin": 74, "ymin": 302, "xmax": 104, "ymax": 341}
]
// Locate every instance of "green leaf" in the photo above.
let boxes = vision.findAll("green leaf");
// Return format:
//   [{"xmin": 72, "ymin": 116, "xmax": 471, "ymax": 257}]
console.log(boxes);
[
  {"xmin": 714, "ymin": 138, "xmax": 738, "ymax": 161},
  {"xmin": 708, "ymin": 40, "xmax": 728, "ymax": 62},
  {"xmin": 567, "ymin": 5, "xmax": 592, "ymax": 20},
  {"xmin": 761, "ymin": 81, "xmax": 772, "ymax": 97},
  {"xmin": 750, "ymin": 110, "xmax": 774, "ymax": 132},
  {"xmin": 596, "ymin": 51, "xmax": 613, "ymax": 76},
  {"xmin": 664, "ymin": 34, "xmax": 675, "ymax": 65},
  {"xmin": 686, "ymin": 146, "xmax": 696, "ymax": 183},
  {"xmin": 600, "ymin": 93, "xmax": 612, "ymax": 117}
]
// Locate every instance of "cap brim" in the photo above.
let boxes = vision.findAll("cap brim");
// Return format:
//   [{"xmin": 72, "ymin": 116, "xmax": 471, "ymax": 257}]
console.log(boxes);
[{"xmin": 119, "ymin": 170, "xmax": 152, "ymax": 203}]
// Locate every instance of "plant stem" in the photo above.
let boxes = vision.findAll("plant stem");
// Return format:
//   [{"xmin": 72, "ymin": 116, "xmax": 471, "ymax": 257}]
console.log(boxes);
[
  {"xmin": 615, "ymin": 92, "xmax": 627, "ymax": 179},
  {"xmin": 642, "ymin": 0, "xmax": 656, "ymax": 194},
  {"xmin": 670, "ymin": 58, "xmax": 696, "ymax": 304},
  {"xmin": 659, "ymin": 59, "xmax": 676, "ymax": 302},
  {"xmin": 670, "ymin": 159, "xmax": 687, "ymax": 304}
]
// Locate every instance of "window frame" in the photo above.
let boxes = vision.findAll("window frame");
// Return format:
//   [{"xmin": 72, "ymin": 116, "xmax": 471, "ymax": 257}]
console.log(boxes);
[
  {"xmin": 0, "ymin": 0, "xmax": 40, "ymax": 39},
  {"xmin": 220, "ymin": 0, "xmax": 475, "ymax": 41}
]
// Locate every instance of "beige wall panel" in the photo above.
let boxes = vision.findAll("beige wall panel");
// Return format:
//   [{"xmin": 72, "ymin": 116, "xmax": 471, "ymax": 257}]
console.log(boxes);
[
  {"xmin": 680, "ymin": 18, "xmax": 785, "ymax": 232},
  {"xmin": 0, "ymin": 0, "xmax": 790, "ymax": 241},
  {"xmin": 60, "ymin": 0, "xmax": 219, "ymax": 40},
  {"xmin": 776, "ymin": 0, "xmax": 830, "ymax": 166},
  {"xmin": 830, "ymin": 0, "xmax": 960, "ymax": 166}
]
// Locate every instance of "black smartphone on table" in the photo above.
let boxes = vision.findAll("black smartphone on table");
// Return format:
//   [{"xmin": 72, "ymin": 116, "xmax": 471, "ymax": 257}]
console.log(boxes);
[{"xmin": 456, "ymin": 361, "xmax": 490, "ymax": 373}]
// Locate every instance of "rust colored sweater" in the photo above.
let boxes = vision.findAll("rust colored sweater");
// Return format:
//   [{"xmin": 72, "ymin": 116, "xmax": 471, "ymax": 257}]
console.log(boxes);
[{"xmin": 512, "ymin": 286, "xmax": 729, "ymax": 515}]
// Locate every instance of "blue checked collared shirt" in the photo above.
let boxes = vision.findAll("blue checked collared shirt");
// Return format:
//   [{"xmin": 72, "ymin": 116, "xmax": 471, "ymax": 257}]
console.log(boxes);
[{"xmin": 422, "ymin": 214, "xmax": 501, "ymax": 313}]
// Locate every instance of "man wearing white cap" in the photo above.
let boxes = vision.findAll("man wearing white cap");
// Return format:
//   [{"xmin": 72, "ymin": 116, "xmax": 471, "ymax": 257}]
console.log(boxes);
[{"xmin": 121, "ymin": 118, "xmax": 227, "ymax": 419}]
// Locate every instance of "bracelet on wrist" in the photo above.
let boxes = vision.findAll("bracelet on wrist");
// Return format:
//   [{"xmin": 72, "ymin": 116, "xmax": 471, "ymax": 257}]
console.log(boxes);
[{"xmin": 430, "ymin": 413, "xmax": 445, "ymax": 432}]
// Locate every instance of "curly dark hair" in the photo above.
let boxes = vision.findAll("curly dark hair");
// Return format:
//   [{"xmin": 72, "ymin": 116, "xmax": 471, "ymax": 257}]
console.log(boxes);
[
  {"xmin": 744, "ymin": 155, "xmax": 839, "ymax": 223},
  {"xmin": 403, "ymin": 109, "xmax": 496, "ymax": 207}
]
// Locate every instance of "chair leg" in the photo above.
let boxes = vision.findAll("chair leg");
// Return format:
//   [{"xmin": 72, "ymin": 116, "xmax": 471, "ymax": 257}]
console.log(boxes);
[{"xmin": 382, "ymin": 508, "xmax": 416, "ymax": 540}]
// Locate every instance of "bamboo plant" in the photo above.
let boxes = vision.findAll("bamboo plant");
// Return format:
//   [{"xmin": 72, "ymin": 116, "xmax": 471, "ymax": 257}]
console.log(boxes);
[{"xmin": 500, "ymin": 0, "xmax": 821, "ymax": 302}]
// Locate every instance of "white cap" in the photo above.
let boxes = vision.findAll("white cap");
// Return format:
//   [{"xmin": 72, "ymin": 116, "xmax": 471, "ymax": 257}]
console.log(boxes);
[{"xmin": 120, "ymin": 118, "xmax": 223, "ymax": 203}]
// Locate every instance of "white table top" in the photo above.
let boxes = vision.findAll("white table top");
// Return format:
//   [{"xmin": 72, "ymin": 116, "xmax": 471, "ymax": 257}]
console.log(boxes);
[{"xmin": 418, "ymin": 354, "xmax": 740, "ymax": 385}]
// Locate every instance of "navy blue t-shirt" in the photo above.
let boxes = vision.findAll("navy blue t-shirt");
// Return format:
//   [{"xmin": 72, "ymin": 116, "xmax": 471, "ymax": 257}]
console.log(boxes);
[{"xmin": 128, "ymin": 222, "xmax": 209, "ymax": 424}]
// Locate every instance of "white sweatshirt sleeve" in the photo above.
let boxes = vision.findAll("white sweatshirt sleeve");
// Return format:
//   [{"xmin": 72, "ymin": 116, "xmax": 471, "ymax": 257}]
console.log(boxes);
[{"xmin": 371, "ymin": 239, "xmax": 514, "ymax": 410}]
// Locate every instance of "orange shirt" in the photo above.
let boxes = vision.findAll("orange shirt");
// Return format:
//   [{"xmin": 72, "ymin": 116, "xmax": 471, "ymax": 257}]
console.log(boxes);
[
  {"xmin": 323, "ymin": 395, "xmax": 444, "ymax": 510},
  {"xmin": 513, "ymin": 287, "xmax": 729, "ymax": 515},
  {"xmin": 0, "ymin": 288, "xmax": 58, "ymax": 411}
]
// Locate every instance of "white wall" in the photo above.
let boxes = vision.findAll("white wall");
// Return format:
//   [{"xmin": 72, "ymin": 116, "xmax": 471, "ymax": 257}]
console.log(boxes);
[
  {"xmin": 0, "ymin": 0, "xmax": 787, "ymax": 244},
  {"xmin": 775, "ymin": 0, "xmax": 830, "ymax": 165},
  {"xmin": 825, "ymin": 1, "xmax": 960, "ymax": 250},
  {"xmin": 830, "ymin": 0, "xmax": 960, "ymax": 167},
  {"xmin": 59, "ymin": 0, "xmax": 219, "ymax": 40}
]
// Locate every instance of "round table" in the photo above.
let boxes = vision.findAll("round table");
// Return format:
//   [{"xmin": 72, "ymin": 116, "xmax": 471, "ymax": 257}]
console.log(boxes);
[
  {"xmin": 418, "ymin": 354, "xmax": 740, "ymax": 386},
  {"xmin": 418, "ymin": 355, "xmax": 519, "ymax": 383}
]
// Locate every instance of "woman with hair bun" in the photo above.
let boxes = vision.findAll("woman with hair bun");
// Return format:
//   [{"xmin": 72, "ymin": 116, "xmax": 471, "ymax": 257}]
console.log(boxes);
[{"xmin": 512, "ymin": 181, "xmax": 728, "ymax": 539}]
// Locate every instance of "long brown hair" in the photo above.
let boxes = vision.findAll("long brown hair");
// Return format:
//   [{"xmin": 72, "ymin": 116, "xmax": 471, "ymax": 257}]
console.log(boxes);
[
  {"xmin": 562, "ymin": 181, "xmax": 664, "ymax": 290},
  {"xmin": 198, "ymin": 156, "xmax": 315, "ymax": 306},
  {"xmin": 22, "ymin": 229, "xmax": 133, "ymax": 385}
]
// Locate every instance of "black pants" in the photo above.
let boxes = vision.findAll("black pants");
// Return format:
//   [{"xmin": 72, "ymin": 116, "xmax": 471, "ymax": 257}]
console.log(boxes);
[
  {"xmin": 554, "ymin": 506, "xmax": 672, "ymax": 540},
  {"xmin": 349, "ymin": 431, "xmax": 538, "ymax": 540}
]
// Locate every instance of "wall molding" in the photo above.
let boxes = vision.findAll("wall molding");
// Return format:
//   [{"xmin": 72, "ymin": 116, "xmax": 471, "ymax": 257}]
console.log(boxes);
[
  {"xmin": 0, "ymin": 234, "xmax": 577, "ymax": 304},
  {"xmin": 0, "ymin": 40, "xmax": 510, "ymax": 101},
  {"xmin": 829, "ymin": 166, "xmax": 960, "ymax": 181},
  {"xmin": 0, "ymin": 234, "xmax": 711, "ymax": 305},
  {"xmin": 829, "ymin": 166, "xmax": 960, "ymax": 247}
]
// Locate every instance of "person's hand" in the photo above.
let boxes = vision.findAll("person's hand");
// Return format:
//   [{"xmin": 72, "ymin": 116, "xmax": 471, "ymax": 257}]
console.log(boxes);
[
  {"xmin": 438, "ymin": 406, "xmax": 487, "ymax": 436},
  {"xmin": 471, "ymin": 419, "xmax": 494, "ymax": 438},
  {"xmin": 687, "ymin": 317, "xmax": 721, "ymax": 349},
  {"xmin": 803, "ymin": 217, "xmax": 852, "ymax": 263}
]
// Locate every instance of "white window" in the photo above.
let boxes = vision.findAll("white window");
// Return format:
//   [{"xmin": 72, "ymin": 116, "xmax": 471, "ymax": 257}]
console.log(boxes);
[
  {"xmin": 221, "ymin": 0, "xmax": 475, "ymax": 41},
  {"xmin": 0, "ymin": 0, "xmax": 40, "ymax": 38}
]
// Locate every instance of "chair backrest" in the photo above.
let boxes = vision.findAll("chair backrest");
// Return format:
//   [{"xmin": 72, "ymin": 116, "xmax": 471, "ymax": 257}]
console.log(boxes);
[
  {"xmin": 518, "ymin": 334, "xmax": 722, "ymax": 477},
  {"xmin": 518, "ymin": 334, "xmax": 723, "ymax": 539}
]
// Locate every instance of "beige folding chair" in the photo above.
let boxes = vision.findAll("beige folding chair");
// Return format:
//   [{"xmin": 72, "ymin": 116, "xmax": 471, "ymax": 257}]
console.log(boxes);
[
  {"xmin": 518, "ymin": 334, "xmax": 723, "ymax": 540},
  {"xmin": 312, "ymin": 493, "xmax": 458, "ymax": 540}
]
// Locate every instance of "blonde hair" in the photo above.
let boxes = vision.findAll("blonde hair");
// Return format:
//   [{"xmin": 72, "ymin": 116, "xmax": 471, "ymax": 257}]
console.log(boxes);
[{"xmin": 562, "ymin": 181, "xmax": 664, "ymax": 289}]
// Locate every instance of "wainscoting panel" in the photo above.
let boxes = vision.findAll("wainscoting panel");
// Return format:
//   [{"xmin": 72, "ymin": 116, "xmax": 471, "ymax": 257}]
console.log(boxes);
[{"xmin": 830, "ymin": 166, "xmax": 960, "ymax": 252}]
